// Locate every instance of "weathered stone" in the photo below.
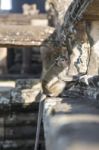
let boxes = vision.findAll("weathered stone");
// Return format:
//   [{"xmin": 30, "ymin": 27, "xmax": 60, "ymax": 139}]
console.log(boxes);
[
  {"xmin": 63, "ymin": 75, "xmax": 99, "ymax": 105},
  {"xmin": 12, "ymin": 79, "xmax": 42, "ymax": 104},
  {"xmin": 0, "ymin": 14, "xmax": 47, "ymax": 25},
  {"xmin": 0, "ymin": 86, "xmax": 11, "ymax": 104},
  {"xmin": 0, "ymin": 25, "xmax": 55, "ymax": 47},
  {"xmin": 0, "ymin": 118, "xmax": 4, "ymax": 139},
  {"xmin": 0, "ymin": 82, "xmax": 14, "ymax": 106},
  {"xmin": 22, "ymin": 4, "xmax": 39, "ymax": 16},
  {"xmin": 15, "ymin": 79, "xmax": 41, "ymax": 90},
  {"xmin": 87, "ymin": 21, "xmax": 99, "ymax": 75},
  {"xmin": 45, "ymin": 0, "xmax": 73, "ymax": 38},
  {"xmin": 0, "ymin": 96, "xmax": 10, "ymax": 104},
  {"xmin": 11, "ymin": 88, "xmax": 41, "ymax": 104},
  {"xmin": 21, "ymin": 48, "xmax": 32, "ymax": 74},
  {"xmin": 43, "ymin": 97, "xmax": 99, "ymax": 150},
  {"xmin": 68, "ymin": 22, "xmax": 90, "ymax": 75},
  {"xmin": 0, "ymin": 47, "xmax": 7, "ymax": 74}
]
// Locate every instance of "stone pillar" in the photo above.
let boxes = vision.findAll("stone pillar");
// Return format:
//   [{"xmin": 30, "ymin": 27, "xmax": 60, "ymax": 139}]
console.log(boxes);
[
  {"xmin": 0, "ymin": 47, "xmax": 8, "ymax": 74},
  {"xmin": 21, "ymin": 48, "xmax": 32, "ymax": 74},
  {"xmin": 87, "ymin": 21, "xmax": 99, "ymax": 75},
  {"xmin": 68, "ymin": 22, "xmax": 90, "ymax": 76}
]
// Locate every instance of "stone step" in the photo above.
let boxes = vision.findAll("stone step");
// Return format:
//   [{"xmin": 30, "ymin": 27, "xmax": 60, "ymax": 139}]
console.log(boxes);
[
  {"xmin": 0, "ymin": 140, "xmax": 44, "ymax": 150},
  {"xmin": 0, "ymin": 103, "xmax": 39, "ymax": 115},
  {"xmin": 43, "ymin": 97, "xmax": 99, "ymax": 150}
]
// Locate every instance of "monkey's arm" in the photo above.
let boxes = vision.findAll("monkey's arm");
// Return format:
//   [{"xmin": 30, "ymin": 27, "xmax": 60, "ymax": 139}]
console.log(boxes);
[
  {"xmin": 58, "ymin": 73, "xmax": 79, "ymax": 82},
  {"xmin": 59, "ymin": 74, "xmax": 94, "ymax": 85}
]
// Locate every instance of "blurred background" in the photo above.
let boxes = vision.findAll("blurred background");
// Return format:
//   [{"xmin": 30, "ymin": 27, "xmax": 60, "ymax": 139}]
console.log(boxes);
[
  {"xmin": 0, "ymin": 0, "xmax": 45, "ymax": 13},
  {"xmin": 0, "ymin": 0, "xmax": 47, "ymax": 78}
]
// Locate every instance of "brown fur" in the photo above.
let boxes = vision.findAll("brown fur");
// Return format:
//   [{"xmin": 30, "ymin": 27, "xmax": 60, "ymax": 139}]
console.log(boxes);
[{"xmin": 40, "ymin": 44, "xmax": 74, "ymax": 96}]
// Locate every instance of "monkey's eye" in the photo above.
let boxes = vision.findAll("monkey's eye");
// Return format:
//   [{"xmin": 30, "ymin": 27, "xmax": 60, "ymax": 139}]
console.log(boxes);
[
  {"xmin": 55, "ymin": 56, "xmax": 65, "ymax": 62},
  {"xmin": 60, "ymin": 58, "xmax": 66, "ymax": 63},
  {"xmin": 61, "ymin": 56, "xmax": 68, "ymax": 63},
  {"xmin": 61, "ymin": 57, "xmax": 66, "ymax": 61},
  {"xmin": 62, "ymin": 55, "xmax": 69, "ymax": 61}
]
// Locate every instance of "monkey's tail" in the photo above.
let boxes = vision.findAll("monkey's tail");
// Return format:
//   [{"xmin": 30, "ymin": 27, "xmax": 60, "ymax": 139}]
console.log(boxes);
[{"xmin": 34, "ymin": 93, "xmax": 46, "ymax": 150}]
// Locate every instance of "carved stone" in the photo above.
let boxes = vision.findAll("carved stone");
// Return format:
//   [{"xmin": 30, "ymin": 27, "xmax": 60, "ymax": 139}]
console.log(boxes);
[
  {"xmin": 0, "ymin": 47, "xmax": 8, "ymax": 74},
  {"xmin": 68, "ymin": 22, "xmax": 90, "ymax": 76},
  {"xmin": 11, "ymin": 79, "xmax": 42, "ymax": 104},
  {"xmin": 22, "ymin": 4, "xmax": 39, "ymax": 16},
  {"xmin": 87, "ymin": 21, "xmax": 99, "ymax": 75}
]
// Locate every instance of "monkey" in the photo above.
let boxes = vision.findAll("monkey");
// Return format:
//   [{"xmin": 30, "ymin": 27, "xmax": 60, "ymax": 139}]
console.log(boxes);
[
  {"xmin": 41, "ymin": 55, "xmax": 75, "ymax": 96},
  {"xmin": 40, "ymin": 43, "xmax": 79, "ymax": 97}
]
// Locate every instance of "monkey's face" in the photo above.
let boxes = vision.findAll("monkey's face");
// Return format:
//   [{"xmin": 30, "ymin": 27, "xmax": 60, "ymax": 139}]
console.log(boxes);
[{"xmin": 55, "ymin": 55, "xmax": 69, "ymax": 68}]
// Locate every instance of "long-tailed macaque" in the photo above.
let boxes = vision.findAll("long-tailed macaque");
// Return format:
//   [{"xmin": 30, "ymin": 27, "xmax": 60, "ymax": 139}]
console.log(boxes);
[{"xmin": 40, "ymin": 44, "xmax": 78, "ymax": 97}]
